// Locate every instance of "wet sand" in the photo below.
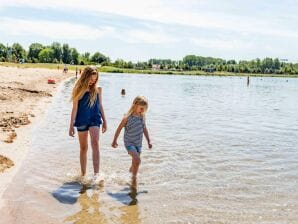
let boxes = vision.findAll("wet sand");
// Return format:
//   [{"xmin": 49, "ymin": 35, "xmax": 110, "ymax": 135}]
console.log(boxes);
[{"xmin": 0, "ymin": 65, "xmax": 73, "ymax": 205}]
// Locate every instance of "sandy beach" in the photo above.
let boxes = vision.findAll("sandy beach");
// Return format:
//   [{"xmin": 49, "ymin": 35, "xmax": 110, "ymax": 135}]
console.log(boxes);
[{"xmin": 0, "ymin": 65, "xmax": 73, "ymax": 205}]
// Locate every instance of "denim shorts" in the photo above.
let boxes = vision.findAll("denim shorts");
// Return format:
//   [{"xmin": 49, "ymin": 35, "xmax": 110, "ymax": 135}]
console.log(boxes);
[
  {"xmin": 76, "ymin": 122, "xmax": 101, "ymax": 132},
  {"xmin": 125, "ymin": 145, "xmax": 142, "ymax": 154}
]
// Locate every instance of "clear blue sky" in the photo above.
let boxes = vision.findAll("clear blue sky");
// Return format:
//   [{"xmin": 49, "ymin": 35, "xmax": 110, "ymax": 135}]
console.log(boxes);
[{"xmin": 1, "ymin": 0, "xmax": 297, "ymax": 62}]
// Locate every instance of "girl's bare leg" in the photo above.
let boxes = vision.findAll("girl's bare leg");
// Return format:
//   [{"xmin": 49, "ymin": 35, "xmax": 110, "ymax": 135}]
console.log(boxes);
[
  {"xmin": 78, "ymin": 131, "xmax": 88, "ymax": 176},
  {"xmin": 89, "ymin": 126, "xmax": 100, "ymax": 174},
  {"xmin": 128, "ymin": 151, "xmax": 141, "ymax": 178}
]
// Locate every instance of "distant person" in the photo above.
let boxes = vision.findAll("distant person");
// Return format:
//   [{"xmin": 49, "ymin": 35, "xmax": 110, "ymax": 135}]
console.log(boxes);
[
  {"xmin": 121, "ymin": 88, "xmax": 126, "ymax": 96},
  {"xmin": 69, "ymin": 66, "xmax": 107, "ymax": 184},
  {"xmin": 247, "ymin": 76, "xmax": 250, "ymax": 86},
  {"xmin": 111, "ymin": 96, "xmax": 152, "ymax": 185},
  {"xmin": 63, "ymin": 64, "xmax": 68, "ymax": 74},
  {"xmin": 75, "ymin": 67, "xmax": 78, "ymax": 79}
]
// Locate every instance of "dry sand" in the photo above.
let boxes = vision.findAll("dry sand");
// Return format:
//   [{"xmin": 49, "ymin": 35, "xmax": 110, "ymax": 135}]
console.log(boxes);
[{"xmin": 0, "ymin": 65, "xmax": 73, "ymax": 203}]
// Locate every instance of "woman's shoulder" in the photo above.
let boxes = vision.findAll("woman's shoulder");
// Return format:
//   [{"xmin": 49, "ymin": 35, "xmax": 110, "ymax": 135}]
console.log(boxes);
[{"xmin": 97, "ymin": 86, "xmax": 102, "ymax": 93}]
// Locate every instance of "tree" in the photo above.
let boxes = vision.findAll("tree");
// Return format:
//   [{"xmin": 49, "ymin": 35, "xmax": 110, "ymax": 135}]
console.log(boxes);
[
  {"xmin": 0, "ymin": 43, "xmax": 7, "ymax": 61},
  {"xmin": 12, "ymin": 43, "xmax": 26, "ymax": 61},
  {"xmin": 51, "ymin": 42, "xmax": 62, "ymax": 62},
  {"xmin": 62, "ymin": 44, "xmax": 71, "ymax": 64},
  {"xmin": 79, "ymin": 52, "xmax": 91, "ymax": 65},
  {"xmin": 183, "ymin": 55, "xmax": 197, "ymax": 69},
  {"xmin": 38, "ymin": 48, "xmax": 54, "ymax": 63},
  {"xmin": 70, "ymin": 48, "xmax": 79, "ymax": 65},
  {"xmin": 28, "ymin": 43, "xmax": 44, "ymax": 62},
  {"xmin": 262, "ymin": 57, "xmax": 274, "ymax": 72},
  {"xmin": 91, "ymin": 52, "xmax": 109, "ymax": 64},
  {"xmin": 273, "ymin": 58, "xmax": 280, "ymax": 70},
  {"xmin": 114, "ymin": 59, "xmax": 126, "ymax": 68},
  {"xmin": 227, "ymin": 60, "xmax": 236, "ymax": 65}
]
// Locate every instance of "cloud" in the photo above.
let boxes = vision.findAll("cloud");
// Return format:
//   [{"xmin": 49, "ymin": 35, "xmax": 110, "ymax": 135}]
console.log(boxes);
[
  {"xmin": 1, "ymin": 0, "xmax": 298, "ymax": 61},
  {"xmin": 121, "ymin": 28, "xmax": 178, "ymax": 44},
  {"xmin": 190, "ymin": 37, "xmax": 254, "ymax": 50},
  {"xmin": 0, "ymin": 17, "xmax": 114, "ymax": 40},
  {"xmin": 2, "ymin": 0, "xmax": 298, "ymax": 40}
]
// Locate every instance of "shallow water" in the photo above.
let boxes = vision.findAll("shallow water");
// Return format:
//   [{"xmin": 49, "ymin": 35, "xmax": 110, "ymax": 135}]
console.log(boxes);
[{"xmin": 1, "ymin": 74, "xmax": 298, "ymax": 223}]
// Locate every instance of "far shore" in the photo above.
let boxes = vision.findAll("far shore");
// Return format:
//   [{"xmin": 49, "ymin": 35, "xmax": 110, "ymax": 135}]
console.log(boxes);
[
  {"xmin": 0, "ymin": 65, "xmax": 73, "ymax": 206},
  {"xmin": 1, "ymin": 62, "xmax": 298, "ymax": 78}
]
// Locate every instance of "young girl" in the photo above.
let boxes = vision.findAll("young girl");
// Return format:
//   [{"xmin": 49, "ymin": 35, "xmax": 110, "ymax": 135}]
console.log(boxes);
[
  {"xmin": 69, "ymin": 66, "xmax": 107, "ymax": 181},
  {"xmin": 112, "ymin": 96, "xmax": 152, "ymax": 181}
]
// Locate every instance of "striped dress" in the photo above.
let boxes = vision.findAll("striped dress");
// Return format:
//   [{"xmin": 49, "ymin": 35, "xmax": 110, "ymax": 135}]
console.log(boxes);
[{"xmin": 124, "ymin": 115, "xmax": 145, "ymax": 148}]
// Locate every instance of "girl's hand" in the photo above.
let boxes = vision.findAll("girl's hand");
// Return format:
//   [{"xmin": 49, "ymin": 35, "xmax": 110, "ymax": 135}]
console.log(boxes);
[
  {"xmin": 111, "ymin": 141, "xmax": 118, "ymax": 148},
  {"xmin": 69, "ymin": 126, "xmax": 75, "ymax": 137},
  {"xmin": 102, "ymin": 122, "xmax": 107, "ymax": 133},
  {"xmin": 148, "ymin": 142, "xmax": 153, "ymax": 149}
]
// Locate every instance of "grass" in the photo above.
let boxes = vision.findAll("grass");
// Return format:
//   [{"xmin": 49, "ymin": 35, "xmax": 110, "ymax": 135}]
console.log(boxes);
[
  {"xmin": 0, "ymin": 62, "xmax": 85, "ymax": 70},
  {"xmin": 1, "ymin": 62, "xmax": 298, "ymax": 78}
]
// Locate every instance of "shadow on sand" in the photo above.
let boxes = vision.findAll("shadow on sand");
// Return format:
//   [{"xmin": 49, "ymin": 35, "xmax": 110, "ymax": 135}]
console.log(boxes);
[
  {"xmin": 52, "ymin": 181, "xmax": 107, "ymax": 223},
  {"xmin": 107, "ymin": 180, "xmax": 148, "ymax": 206},
  {"xmin": 52, "ymin": 181, "xmax": 91, "ymax": 204}
]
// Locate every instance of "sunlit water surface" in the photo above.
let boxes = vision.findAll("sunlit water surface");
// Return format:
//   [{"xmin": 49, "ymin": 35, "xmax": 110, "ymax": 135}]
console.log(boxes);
[{"xmin": 1, "ymin": 74, "xmax": 298, "ymax": 224}]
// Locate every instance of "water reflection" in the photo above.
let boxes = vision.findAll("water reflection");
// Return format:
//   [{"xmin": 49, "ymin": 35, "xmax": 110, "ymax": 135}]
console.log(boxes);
[
  {"xmin": 53, "ymin": 182, "xmax": 107, "ymax": 223},
  {"xmin": 107, "ymin": 179, "xmax": 149, "ymax": 223}
]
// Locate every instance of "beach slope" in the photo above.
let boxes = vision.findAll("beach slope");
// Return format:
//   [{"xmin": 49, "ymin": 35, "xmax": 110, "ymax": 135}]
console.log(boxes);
[{"xmin": 0, "ymin": 65, "xmax": 73, "ymax": 204}]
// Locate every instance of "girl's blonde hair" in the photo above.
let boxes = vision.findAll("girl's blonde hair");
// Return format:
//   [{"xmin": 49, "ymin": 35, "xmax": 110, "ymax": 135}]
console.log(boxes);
[
  {"xmin": 71, "ymin": 66, "xmax": 98, "ymax": 107},
  {"xmin": 127, "ymin": 96, "xmax": 148, "ymax": 116}
]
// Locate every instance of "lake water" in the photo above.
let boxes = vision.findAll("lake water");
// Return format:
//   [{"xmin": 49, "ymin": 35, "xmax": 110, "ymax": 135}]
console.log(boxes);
[{"xmin": 1, "ymin": 73, "xmax": 298, "ymax": 224}]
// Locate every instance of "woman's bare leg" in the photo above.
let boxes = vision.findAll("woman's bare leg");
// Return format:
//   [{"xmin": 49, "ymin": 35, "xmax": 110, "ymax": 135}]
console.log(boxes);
[
  {"xmin": 89, "ymin": 126, "xmax": 100, "ymax": 174},
  {"xmin": 78, "ymin": 131, "xmax": 88, "ymax": 176}
]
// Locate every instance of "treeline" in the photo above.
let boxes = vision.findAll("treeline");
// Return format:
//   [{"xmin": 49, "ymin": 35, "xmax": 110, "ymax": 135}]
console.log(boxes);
[
  {"xmin": 0, "ymin": 42, "xmax": 110, "ymax": 65},
  {"xmin": 0, "ymin": 42, "xmax": 297, "ymax": 74},
  {"xmin": 146, "ymin": 56, "xmax": 298, "ymax": 75}
]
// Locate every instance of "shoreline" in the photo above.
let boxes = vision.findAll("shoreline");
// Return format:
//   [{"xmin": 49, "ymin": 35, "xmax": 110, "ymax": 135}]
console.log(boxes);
[
  {"xmin": 1, "ymin": 62, "xmax": 298, "ymax": 78},
  {"xmin": 0, "ymin": 65, "xmax": 73, "ymax": 206}
]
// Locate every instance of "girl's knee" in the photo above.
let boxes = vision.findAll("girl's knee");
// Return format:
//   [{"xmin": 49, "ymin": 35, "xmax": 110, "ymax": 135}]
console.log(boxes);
[{"xmin": 133, "ymin": 157, "xmax": 141, "ymax": 165}]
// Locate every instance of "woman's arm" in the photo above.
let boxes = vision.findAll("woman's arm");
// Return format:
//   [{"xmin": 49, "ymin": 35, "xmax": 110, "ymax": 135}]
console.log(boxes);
[
  {"xmin": 111, "ymin": 117, "xmax": 128, "ymax": 148},
  {"xmin": 69, "ymin": 100, "xmax": 78, "ymax": 137},
  {"xmin": 98, "ymin": 87, "xmax": 107, "ymax": 133}
]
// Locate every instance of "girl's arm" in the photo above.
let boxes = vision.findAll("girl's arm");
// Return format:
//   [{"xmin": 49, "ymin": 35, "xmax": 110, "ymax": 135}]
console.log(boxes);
[
  {"xmin": 98, "ymin": 87, "xmax": 107, "ymax": 133},
  {"xmin": 144, "ymin": 126, "xmax": 152, "ymax": 149},
  {"xmin": 111, "ymin": 117, "xmax": 128, "ymax": 148},
  {"xmin": 69, "ymin": 100, "xmax": 78, "ymax": 137}
]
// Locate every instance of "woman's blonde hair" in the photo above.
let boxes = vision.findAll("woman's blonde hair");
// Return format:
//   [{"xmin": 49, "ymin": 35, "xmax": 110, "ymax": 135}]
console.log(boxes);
[
  {"xmin": 71, "ymin": 66, "xmax": 98, "ymax": 107},
  {"xmin": 126, "ymin": 96, "xmax": 148, "ymax": 116}
]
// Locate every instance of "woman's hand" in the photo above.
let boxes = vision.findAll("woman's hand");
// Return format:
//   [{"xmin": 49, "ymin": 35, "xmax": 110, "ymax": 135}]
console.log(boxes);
[
  {"xmin": 69, "ymin": 126, "xmax": 75, "ymax": 137},
  {"xmin": 102, "ymin": 122, "xmax": 107, "ymax": 133},
  {"xmin": 148, "ymin": 142, "xmax": 153, "ymax": 149}
]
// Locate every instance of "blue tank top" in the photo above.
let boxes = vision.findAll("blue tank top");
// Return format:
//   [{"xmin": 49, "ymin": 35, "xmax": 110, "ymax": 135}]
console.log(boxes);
[{"xmin": 74, "ymin": 91, "xmax": 102, "ymax": 127}]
